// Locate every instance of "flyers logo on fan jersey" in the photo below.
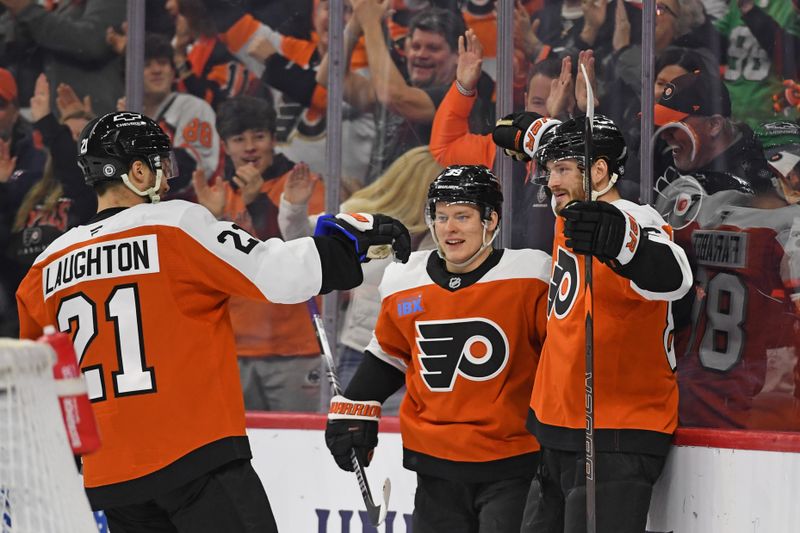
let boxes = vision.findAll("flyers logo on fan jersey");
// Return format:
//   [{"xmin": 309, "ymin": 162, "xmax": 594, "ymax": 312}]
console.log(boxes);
[
  {"xmin": 415, "ymin": 318, "xmax": 509, "ymax": 392},
  {"xmin": 548, "ymin": 247, "xmax": 580, "ymax": 319}
]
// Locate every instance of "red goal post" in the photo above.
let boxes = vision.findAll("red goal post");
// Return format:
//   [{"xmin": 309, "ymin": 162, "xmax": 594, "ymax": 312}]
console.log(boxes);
[{"xmin": 0, "ymin": 338, "xmax": 97, "ymax": 533}]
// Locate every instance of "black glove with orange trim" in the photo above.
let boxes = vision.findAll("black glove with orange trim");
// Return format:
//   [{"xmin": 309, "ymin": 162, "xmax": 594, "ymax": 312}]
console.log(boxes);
[
  {"xmin": 562, "ymin": 201, "xmax": 641, "ymax": 265},
  {"xmin": 325, "ymin": 395, "xmax": 380, "ymax": 472}
]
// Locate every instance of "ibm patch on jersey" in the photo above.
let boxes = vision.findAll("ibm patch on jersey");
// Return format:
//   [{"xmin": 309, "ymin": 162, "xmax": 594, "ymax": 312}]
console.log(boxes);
[{"xmin": 43, "ymin": 235, "xmax": 160, "ymax": 299}]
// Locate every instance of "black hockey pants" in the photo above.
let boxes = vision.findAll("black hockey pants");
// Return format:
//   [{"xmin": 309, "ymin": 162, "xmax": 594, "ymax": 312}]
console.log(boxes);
[{"xmin": 521, "ymin": 447, "xmax": 667, "ymax": 533}]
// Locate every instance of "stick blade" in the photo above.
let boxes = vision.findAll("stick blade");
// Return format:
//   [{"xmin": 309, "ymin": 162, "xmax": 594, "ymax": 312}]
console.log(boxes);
[{"xmin": 366, "ymin": 477, "xmax": 391, "ymax": 526}]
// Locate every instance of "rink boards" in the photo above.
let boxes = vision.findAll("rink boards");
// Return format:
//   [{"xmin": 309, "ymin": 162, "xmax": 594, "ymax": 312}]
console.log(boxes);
[{"xmin": 247, "ymin": 413, "xmax": 800, "ymax": 533}]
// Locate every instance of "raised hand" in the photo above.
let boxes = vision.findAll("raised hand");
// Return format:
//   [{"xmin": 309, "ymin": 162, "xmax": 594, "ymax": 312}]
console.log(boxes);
[
  {"xmin": 233, "ymin": 164, "xmax": 265, "ymax": 206},
  {"xmin": 581, "ymin": 0, "xmax": 609, "ymax": 45},
  {"xmin": 575, "ymin": 49, "xmax": 599, "ymax": 112},
  {"xmin": 29, "ymin": 73, "xmax": 50, "ymax": 122},
  {"xmin": 513, "ymin": 1, "xmax": 541, "ymax": 59},
  {"xmin": 456, "ymin": 29, "xmax": 483, "ymax": 94},
  {"xmin": 192, "ymin": 169, "xmax": 226, "ymax": 218},
  {"xmin": 56, "ymin": 82, "xmax": 92, "ymax": 119},
  {"xmin": 351, "ymin": 0, "xmax": 390, "ymax": 28},
  {"xmin": 612, "ymin": 0, "xmax": 631, "ymax": 51},
  {"xmin": 173, "ymin": 15, "xmax": 192, "ymax": 56},
  {"xmin": 283, "ymin": 162, "xmax": 318, "ymax": 205},
  {"xmin": 546, "ymin": 56, "xmax": 575, "ymax": 119},
  {"xmin": 106, "ymin": 23, "xmax": 127, "ymax": 56}
]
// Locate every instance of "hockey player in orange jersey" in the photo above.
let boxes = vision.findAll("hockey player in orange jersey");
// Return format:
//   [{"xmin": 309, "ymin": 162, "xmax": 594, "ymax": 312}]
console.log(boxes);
[
  {"xmin": 495, "ymin": 114, "xmax": 692, "ymax": 533},
  {"xmin": 324, "ymin": 165, "xmax": 552, "ymax": 533},
  {"xmin": 15, "ymin": 111, "xmax": 411, "ymax": 533}
]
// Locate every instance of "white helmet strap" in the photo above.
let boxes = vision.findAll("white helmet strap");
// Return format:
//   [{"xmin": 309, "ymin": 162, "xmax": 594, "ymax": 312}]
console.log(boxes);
[{"xmin": 121, "ymin": 162, "xmax": 163, "ymax": 204}]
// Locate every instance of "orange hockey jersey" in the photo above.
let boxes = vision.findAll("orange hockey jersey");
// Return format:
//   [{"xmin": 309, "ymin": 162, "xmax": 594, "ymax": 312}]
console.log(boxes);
[
  {"xmin": 530, "ymin": 200, "xmax": 692, "ymax": 455},
  {"xmin": 367, "ymin": 248, "xmax": 550, "ymax": 481},
  {"xmin": 16, "ymin": 201, "xmax": 327, "ymax": 505}
]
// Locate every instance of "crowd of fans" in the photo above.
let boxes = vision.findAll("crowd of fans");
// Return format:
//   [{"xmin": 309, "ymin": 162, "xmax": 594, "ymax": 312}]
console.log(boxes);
[{"xmin": 0, "ymin": 0, "xmax": 798, "ymax": 431}]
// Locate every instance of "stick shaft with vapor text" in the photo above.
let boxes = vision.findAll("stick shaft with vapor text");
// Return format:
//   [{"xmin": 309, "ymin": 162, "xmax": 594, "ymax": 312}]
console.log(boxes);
[
  {"xmin": 580, "ymin": 62, "xmax": 597, "ymax": 533},
  {"xmin": 307, "ymin": 298, "xmax": 390, "ymax": 527}
]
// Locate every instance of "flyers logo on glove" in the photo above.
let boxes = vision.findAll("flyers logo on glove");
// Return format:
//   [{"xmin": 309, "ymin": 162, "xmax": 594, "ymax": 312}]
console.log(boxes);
[{"xmin": 416, "ymin": 318, "xmax": 509, "ymax": 392}]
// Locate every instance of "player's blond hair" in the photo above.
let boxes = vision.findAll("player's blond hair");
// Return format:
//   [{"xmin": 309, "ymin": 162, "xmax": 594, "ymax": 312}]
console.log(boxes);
[{"xmin": 341, "ymin": 146, "xmax": 443, "ymax": 235}]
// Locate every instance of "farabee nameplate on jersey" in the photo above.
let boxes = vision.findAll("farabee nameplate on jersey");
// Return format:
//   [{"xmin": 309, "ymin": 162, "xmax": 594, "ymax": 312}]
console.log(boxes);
[
  {"xmin": 43, "ymin": 235, "xmax": 160, "ymax": 299},
  {"xmin": 692, "ymin": 230, "xmax": 748, "ymax": 269}
]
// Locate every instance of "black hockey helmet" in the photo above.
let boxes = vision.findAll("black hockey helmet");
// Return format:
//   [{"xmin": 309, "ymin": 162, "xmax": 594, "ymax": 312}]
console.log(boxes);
[
  {"xmin": 532, "ymin": 114, "xmax": 627, "ymax": 186},
  {"xmin": 426, "ymin": 165, "xmax": 503, "ymax": 222},
  {"xmin": 77, "ymin": 111, "xmax": 173, "ymax": 186}
]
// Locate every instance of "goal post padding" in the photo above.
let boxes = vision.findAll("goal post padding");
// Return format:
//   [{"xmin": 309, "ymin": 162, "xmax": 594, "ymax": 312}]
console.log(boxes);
[{"xmin": 0, "ymin": 338, "xmax": 97, "ymax": 533}]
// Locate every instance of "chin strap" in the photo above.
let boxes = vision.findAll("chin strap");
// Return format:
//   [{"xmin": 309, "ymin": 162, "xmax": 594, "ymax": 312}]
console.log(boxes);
[
  {"xmin": 121, "ymin": 167, "xmax": 164, "ymax": 204},
  {"xmin": 591, "ymin": 172, "xmax": 619, "ymax": 200},
  {"xmin": 429, "ymin": 220, "xmax": 499, "ymax": 270}
]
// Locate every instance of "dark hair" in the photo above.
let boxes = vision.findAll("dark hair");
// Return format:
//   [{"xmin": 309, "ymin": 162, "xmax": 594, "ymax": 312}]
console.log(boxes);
[
  {"xmin": 530, "ymin": 56, "xmax": 563, "ymax": 80},
  {"xmin": 215, "ymin": 96, "xmax": 277, "ymax": 139},
  {"xmin": 655, "ymin": 47, "xmax": 708, "ymax": 78},
  {"xmin": 177, "ymin": 0, "xmax": 217, "ymax": 38},
  {"xmin": 407, "ymin": 7, "xmax": 466, "ymax": 53},
  {"xmin": 145, "ymin": 33, "xmax": 175, "ymax": 68}
]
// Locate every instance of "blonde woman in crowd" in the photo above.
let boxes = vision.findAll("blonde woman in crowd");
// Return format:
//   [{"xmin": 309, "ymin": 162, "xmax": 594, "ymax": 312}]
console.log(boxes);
[{"xmin": 278, "ymin": 146, "xmax": 442, "ymax": 413}]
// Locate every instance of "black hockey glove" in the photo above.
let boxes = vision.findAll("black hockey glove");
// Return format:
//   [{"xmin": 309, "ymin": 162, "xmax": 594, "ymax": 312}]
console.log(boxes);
[
  {"xmin": 315, "ymin": 213, "xmax": 411, "ymax": 264},
  {"xmin": 325, "ymin": 395, "xmax": 381, "ymax": 472},
  {"xmin": 561, "ymin": 201, "xmax": 642, "ymax": 266},
  {"xmin": 493, "ymin": 112, "xmax": 560, "ymax": 162}
]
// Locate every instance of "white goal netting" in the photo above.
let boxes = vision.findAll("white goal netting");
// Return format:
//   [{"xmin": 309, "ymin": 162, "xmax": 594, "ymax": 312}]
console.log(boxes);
[{"xmin": 0, "ymin": 338, "xmax": 97, "ymax": 533}]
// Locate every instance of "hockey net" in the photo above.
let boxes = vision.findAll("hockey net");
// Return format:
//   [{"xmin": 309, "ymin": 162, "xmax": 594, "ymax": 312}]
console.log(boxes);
[{"xmin": 0, "ymin": 338, "xmax": 96, "ymax": 533}]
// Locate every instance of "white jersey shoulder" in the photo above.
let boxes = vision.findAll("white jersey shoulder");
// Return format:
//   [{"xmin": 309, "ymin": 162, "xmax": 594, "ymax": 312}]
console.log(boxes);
[
  {"xmin": 612, "ymin": 199, "xmax": 672, "ymax": 239},
  {"xmin": 378, "ymin": 250, "xmax": 434, "ymax": 300},
  {"xmin": 33, "ymin": 200, "xmax": 199, "ymax": 265},
  {"xmin": 34, "ymin": 201, "xmax": 323, "ymax": 305},
  {"xmin": 482, "ymin": 248, "xmax": 551, "ymax": 285}
]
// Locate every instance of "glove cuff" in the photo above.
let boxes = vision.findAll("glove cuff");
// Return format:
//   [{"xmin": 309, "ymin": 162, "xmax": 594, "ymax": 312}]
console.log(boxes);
[
  {"xmin": 523, "ymin": 117, "xmax": 561, "ymax": 159},
  {"xmin": 328, "ymin": 395, "xmax": 382, "ymax": 421},
  {"xmin": 616, "ymin": 209, "xmax": 642, "ymax": 266}
]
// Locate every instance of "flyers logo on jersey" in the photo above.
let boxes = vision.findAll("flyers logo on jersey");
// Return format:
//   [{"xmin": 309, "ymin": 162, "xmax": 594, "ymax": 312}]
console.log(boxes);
[
  {"xmin": 415, "ymin": 318, "xmax": 509, "ymax": 392},
  {"xmin": 548, "ymin": 247, "xmax": 579, "ymax": 319}
]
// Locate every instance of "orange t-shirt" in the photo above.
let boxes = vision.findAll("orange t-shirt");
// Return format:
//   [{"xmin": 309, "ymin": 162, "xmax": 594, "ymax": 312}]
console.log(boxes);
[
  {"xmin": 429, "ymin": 83, "xmax": 496, "ymax": 169},
  {"xmin": 221, "ymin": 168, "xmax": 326, "ymax": 357}
]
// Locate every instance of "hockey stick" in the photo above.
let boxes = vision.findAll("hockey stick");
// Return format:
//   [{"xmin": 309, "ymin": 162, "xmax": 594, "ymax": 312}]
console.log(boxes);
[
  {"xmin": 307, "ymin": 299, "xmax": 391, "ymax": 527},
  {"xmin": 580, "ymin": 62, "xmax": 597, "ymax": 533}
]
